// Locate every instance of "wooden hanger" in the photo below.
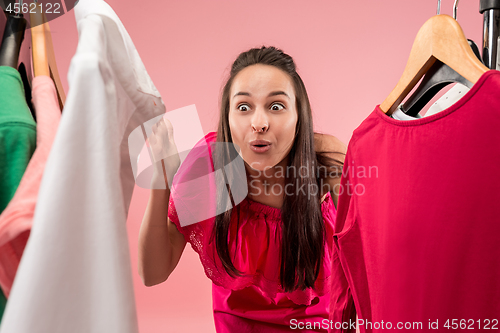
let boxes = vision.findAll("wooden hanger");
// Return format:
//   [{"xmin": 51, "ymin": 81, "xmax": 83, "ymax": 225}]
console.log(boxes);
[
  {"xmin": 29, "ymin": 3, "xmax": 66, "ymax": 110},
  {"xmin": 401, "ymin": 39, "xmax": 482, "ymax": 117},
  {"xmin": 380, "ymin": 14, "xmax": 489, "ymax": 115}
]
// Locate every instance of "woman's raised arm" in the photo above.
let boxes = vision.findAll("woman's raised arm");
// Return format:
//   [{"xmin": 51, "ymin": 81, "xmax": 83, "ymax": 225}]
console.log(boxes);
[
  {"xmin": 138, "ymin": 189, "xmax": 186, "ymax": 286},
  {"xmin": 138, "ymin": 118, "xmax": 186, "ymax": 286}
]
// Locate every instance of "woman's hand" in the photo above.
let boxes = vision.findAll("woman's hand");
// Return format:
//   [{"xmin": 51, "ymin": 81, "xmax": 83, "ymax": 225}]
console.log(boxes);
[{"xmin": 148, "ymin": 117, "xmax": 181, "ymax": 189}]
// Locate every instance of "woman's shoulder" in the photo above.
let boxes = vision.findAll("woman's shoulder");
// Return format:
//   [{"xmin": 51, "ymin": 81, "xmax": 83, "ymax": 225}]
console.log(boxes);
[
  {"xmin": 314, "ymin": 132, "xmax": 347, "ymax": 157},
  {"xmin": 314, "ymin": 132, "xmax": 347, "ymax": 208}
]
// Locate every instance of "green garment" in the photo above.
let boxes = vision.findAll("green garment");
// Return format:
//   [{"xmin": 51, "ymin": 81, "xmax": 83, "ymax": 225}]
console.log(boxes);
[
  {"xmin": 0, "ymin": 289, "xmax": 5, "ymax": 321},
  {"xmin": 0, "ymin": 66, "xmax": 37, "ymax": 322}
]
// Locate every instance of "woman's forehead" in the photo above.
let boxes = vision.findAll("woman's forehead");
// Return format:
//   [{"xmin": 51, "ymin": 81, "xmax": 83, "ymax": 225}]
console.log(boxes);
[{"xmin": 230, "ymin": 64, "xmax": 295, "ymax": 99}]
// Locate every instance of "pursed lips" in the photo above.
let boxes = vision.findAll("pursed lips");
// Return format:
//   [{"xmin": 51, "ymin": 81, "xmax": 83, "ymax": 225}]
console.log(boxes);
[
  {"xmin": 249, "ymin": 140, "xmax": 271, "ymax": 147},
  {"xmin": 249, "ymin": 140, "xmax": 272, "ymax": 153}
]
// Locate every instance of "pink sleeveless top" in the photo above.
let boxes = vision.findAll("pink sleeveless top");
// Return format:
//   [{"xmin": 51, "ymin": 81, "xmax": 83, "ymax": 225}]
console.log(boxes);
[{"xmin": 168, "ymin": 132, "xmax": 337, "ymax": 332}]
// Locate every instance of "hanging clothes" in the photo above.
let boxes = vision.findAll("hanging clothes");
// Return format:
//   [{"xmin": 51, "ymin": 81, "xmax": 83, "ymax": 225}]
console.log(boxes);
[
  {"xmin": 0, "ymin": 75, "xmax": 61, "ymax": 299},
  {"xmin": 0, "ymin": 66, "xmax": 36, "ymax": 322},
  {"xmin": 0, "ymin": 291, "xmax": 4, "ymax": 324},
  {"xmin": 329, "ymin": 70, "xmax": 500, "ymax": 332},
  {"xmin": 425, "ymin": 84, "xmax": 470, "ymax": 117},
  {"xmin": 0, "ymin": 0, "xmax": 165, "ymax": 332},
  {"xmin": 390, "ymin": 84, "xmax": 471, "ymax": 121},
  {"xmin": 0, "ymin": 66, "xmax": 36, "ymax": 214},
  {"xmin": 18, "ymin": 63, "xmax": 36, "ymax": 122},
  {"xmin": 390, "ymin": 107, "xmax": 423, "ymax": 120}
]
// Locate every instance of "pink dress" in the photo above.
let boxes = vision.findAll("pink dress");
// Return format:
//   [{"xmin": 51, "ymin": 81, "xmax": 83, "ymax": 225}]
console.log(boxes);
[{"xmin": 168, "ymin": 131, "xmax": 337, "ymax": 332}]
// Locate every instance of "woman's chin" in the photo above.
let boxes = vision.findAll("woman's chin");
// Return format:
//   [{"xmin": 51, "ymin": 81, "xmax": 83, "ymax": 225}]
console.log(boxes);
[{"xmin": 244, "ymin": 159, "xmax": 277, "ymax": 172}]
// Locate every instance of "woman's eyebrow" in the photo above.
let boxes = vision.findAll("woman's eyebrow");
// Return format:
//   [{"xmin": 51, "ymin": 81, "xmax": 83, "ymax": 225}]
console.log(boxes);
[
  {"xmin": 267, "ymin": 91, "xmax": 290, "ymax": 99},
  {"xmin": 233, "ymin": 91, "xmax": 250, "ymax": 97},
  {"xmin": 232, "ymin": 91, "xmax": 290, "ymax": 99}
]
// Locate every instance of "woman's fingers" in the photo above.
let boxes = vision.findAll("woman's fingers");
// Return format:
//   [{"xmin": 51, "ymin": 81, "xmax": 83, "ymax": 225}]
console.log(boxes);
[
  {"xmin": 149, "ymin": 132, "xmax": 156, "ymax": 145},
  {"xmin": 163, "ymin": 118, "xmax": 174, "ymax": 137},
  {"xmin": 148, "ymin": 118, "xmax": 179, "ymax": 165},
  {"xmin": 146, "ymin": 117, "xmax": 181, "ymax": 189}
]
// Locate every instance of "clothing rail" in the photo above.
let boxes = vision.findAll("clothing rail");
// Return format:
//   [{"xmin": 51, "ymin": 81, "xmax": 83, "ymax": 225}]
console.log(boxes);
[{"xmin": 480, "ymin": 0, "xmax": 500, "ymax": 69}]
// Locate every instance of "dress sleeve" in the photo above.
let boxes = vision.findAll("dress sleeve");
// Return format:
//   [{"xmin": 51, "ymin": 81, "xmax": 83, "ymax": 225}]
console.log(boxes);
[
  {"xmin": 329, "ymin": 145, "xmax": 357, "ymax": 333},
  {"xmin": 167, "ymin": 194, "xmax": 182, "ymax": 233},
  {"xmin": 166, "ymin": 131, "xmax": 217, "ymax": 236}
]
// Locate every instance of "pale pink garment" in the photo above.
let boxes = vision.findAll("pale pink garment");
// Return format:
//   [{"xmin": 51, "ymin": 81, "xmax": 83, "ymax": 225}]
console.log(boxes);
[
  {"xmin": 168, "ymin": 131, "xmax": 336, "ymax": 332},
  {"xmin": 0, "ymin": 76, "xmax": 61, "ymax": 296}
]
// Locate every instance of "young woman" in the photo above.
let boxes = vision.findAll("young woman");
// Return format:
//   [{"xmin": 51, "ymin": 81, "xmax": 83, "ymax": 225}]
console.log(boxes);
[{"xmin": 139, "ymin": 46, "xmax": 346, "ymax": 332}]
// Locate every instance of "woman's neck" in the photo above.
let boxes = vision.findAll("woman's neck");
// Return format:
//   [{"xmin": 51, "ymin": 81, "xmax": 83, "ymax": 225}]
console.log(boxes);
[
  {"xmin": 245, "ymin": 156, "xmax": 290, "ymax": 199},
  {"xmin": 245, "ymin": 155, "xmax": 289, "ymax": 181}
]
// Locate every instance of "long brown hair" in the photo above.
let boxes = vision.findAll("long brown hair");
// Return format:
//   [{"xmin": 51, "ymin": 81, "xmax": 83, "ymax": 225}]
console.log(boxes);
[{"xmin": 212, "ymin": 46, "xmax": 343, "ymax": 292}]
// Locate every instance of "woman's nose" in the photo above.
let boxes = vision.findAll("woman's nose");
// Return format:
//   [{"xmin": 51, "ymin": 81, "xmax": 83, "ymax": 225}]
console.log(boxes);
[
  {"xmin": 251, "ymin": 109, "xmax": 269, "ymax": 133},
  {"xmin": 251, "ymin": 123, "xmax": 268, "ymax": 133}
]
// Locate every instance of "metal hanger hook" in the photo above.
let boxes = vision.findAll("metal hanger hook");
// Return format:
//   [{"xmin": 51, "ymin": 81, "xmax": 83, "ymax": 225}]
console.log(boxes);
[
  {"xmin": 436, "ymin": 0, "xmax": 459, "ymax": 20},
  {"xmin": 453, "ymin": 0, "xmax": 459, "ymax": 20},
  {"xmin": 14, "ymin": 0, "xmax": 23, "ymax": 17}
]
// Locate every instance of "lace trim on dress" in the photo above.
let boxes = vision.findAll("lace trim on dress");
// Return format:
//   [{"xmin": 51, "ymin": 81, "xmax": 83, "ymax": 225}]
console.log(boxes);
[{"xmin": 168, "ymin": 191, "xmax": 337, "ymax": 306}]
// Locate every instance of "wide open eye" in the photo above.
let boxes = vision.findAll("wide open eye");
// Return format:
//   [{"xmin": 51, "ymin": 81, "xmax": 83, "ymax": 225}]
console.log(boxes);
[
  {"xmin": 270, "ymin": 103, "xmax": 285, "ymax": 111},
  {"xmin": 237, "ymin": 104, "xmax": 250, "ymax": 112}
]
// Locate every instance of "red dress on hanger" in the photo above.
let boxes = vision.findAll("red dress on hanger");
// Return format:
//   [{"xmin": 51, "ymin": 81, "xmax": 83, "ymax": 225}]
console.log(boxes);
[{"xmin": 330, "ymin": 70, "xmax": 500, "ymax": 332}]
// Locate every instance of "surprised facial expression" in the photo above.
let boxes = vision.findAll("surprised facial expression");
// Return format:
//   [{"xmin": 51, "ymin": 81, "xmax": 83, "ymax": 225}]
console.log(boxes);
[{"xmin": 228, "ymin": 64, "xmax": 298, "ymax": 172}]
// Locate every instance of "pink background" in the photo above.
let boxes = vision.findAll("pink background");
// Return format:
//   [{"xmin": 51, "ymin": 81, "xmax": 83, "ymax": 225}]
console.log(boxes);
[{"xmin": 39, "ymin": 0, "xmax": 484, "ymax": 332}]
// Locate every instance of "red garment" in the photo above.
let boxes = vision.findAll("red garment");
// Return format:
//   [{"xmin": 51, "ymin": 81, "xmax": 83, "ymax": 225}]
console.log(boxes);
[
  {"xmin": 168, "ymin": 131, "xmax": 336, "ymax": 332},
  {"xmin": 330, "ymin": 70, "xmax": 500, "ymax": 332},
  {"xmin": 0, "ymin": 76, "xmax": 61, "ymax": 296}
]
